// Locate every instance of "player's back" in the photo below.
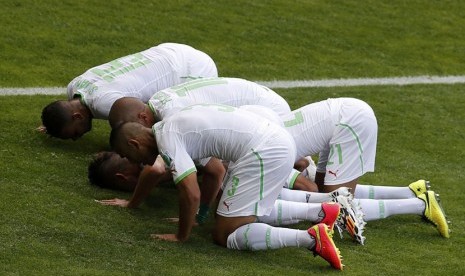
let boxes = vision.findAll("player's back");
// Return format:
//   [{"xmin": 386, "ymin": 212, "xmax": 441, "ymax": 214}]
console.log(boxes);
[
  {"xmin": 67, "ymin": 43, "xmax": 217, "ymax": 119},
  {"xmin": 154, "ymin": 104, "xmax": 277, "ymax": 163},
  {"xmin": 149, "ymin": 77, "xmax": 290, "ymax": 119},
  {"xmin": 282, "ymin": 98, "xmax": 341, "ymax": 159}
]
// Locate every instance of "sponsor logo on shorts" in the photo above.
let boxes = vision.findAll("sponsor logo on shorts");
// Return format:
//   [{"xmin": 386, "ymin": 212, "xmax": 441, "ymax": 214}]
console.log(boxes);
[
  {"xmin": 328, "ymin": 170, "xmax": 339, "ymax": 178},
  {"xmin": 223, "ymin": 200, "xmax": 232, "ymax": 211}
]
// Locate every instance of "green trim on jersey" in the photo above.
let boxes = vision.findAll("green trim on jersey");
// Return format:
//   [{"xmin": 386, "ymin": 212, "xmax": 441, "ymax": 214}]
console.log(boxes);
[
  {"xmin": 338, "ymin": 123, "xmax": 365, "ymax": 173},
  {"xmin": 73, "ymin": 93, "xmax": 87, "ymax": 106},
  {"xmin": 152, "ymin": 121, "xmax": 164, "ymax": 139},
  {"xmin": 287, "ymin": 170, "xmax": 300, "ymax": 189},
  {"xmin": 277, "ymin": 200, "xmax": 283, "ymax": 225},
  {"xmin": 251, "ymin": 149, "xmax": 265, "ymax": 200},
  {"xmin": 251, "ymin": 148, "xmax": 265, "ymax": 217},
  {"xmin": 148, "ymin": 102, "xmax": 156, "ymax": 114},
  {"xmin": 336, "ymin": 144, "xmax": 343, "ymax": 164},
  {"xmin": 174, "ymin": 167, "xmax": 197, "ymax": 185}
]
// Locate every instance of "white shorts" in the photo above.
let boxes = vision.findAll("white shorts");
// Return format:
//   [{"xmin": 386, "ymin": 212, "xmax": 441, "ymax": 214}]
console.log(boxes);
[
  {"xmin": 323, "ymin": 98, "xmax": 378, "ymax": 185},
  {"xmin": 184, "ymin": 47, "xmax": 218, "ymax": 79},
  {"xmin": 255, "ymin": 93, "xmax": 292, "ymax": 119},
  {"xmin": 216, "ymin": 127, "xmax": 296, "ymax": 217}
]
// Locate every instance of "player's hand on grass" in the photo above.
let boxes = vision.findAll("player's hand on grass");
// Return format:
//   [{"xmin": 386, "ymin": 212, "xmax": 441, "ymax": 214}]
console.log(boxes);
[
  {"xmin": 95, "ymin": 198, "xmax": 129, "ymax": 207},
  {"xmin": 163, "ymin": 217, "xmax": 199, "ymax": 227},
  {"xmin": 164, "ymin": 217, "xmax": 179, "ymax": 223},
  {"xmin": 151, "ymin": 233, "xmax": 180, "ymax": 242},
  {"xmin": 36, "ymin": 125, "xmax": 47, "ymax": 133}
]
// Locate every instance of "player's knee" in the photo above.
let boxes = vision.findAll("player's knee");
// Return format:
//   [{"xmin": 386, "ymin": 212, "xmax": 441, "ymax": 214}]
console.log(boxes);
[
  {"xmin": 213, "ymin": 219, "xmax": 238, "ymax": 247},
  {"xmin": 293, "ymin": 175, "xmax": 318, "ymax": 192},
  {"xmin": 213, "ymin": 215, "xmax": 257, "ymax": 247},
  {"xmin": 212, "ymin": 227, "xmax": 229, "ymax": 247},
  {"xmin": 322, "ymin": 179, "xmax": 358, "ymax": 194}
]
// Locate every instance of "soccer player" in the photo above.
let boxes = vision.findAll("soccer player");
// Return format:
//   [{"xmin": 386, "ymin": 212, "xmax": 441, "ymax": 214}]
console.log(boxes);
[
  {"xmin": 40, "ymin": 43, "xmax": 218, "ymax": 140},
  {"xmin": 353, "ymin": 180, "xmax": 450, "ymax": 238},
  {"xmin": 91, "ymin": 151, "xmax": 360, "ymax": 243},
  {"xmin": 282, "ymin": 97, "xmax": 378, "ymax": 194},
  {"xmin": 88, "ymin": 151, "xmax": 171, "ymax": 193},
  {"xmin": 107, "ymin": 77, "xmax": 291, "ymax": 129},
  {"xmin": 107, "ymin": 78, "xmax": 314, "ymax": 192},
  {"xmin": 109, "ymin": 104, "xmax": 344, "ymax": 270},
  {"xmin": 90, "ymin": 152, "xmax": 226, "ymax": 214},
  {"xmin": 239, "ymin": 99, "xmax": 449, "ymax": 240},
  {"xmin": 90, "ymin": 150, "xmax": 359, "ymax": 230},
  {"xmin": 279, "ymin": 98, "xmax": 450, "ymax": 238}
]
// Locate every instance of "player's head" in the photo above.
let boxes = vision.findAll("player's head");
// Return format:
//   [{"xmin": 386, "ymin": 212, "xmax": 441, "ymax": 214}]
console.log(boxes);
[
  {"xmin": 88, "ymin": 151, "xmax": 142, "ymax": 192},
  {"xmin": 108, "ymin": 97, "xmax": 154, "ymax": 129},
  {"xmin": 41, "ymin": 99, "xmax": 92, "ymax": 140},
  {"xmin": 110, "ymin": 122, "xmax": 158, "ymax": 165}
]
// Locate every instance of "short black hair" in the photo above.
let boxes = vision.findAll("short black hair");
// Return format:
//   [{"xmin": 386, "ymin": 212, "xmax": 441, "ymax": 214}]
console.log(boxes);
[
  {"xmin": 41, "ymin": 100, "xmax": 70, "ymax": 138},
  {"xmin": 109, "ymin": 122, "xmax": 130, "ymax": 150},
  {"xmin": 109, "ymin": 124, "xmax": 120, "ymax": 150},
  {"xmin": 88, "ymin": 151, "xmax": 116, "ymax": 189}
]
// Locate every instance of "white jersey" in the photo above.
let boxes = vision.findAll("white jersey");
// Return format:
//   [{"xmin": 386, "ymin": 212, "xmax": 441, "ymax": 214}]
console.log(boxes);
[
  {"xmin": 67, "ymin": 43, "xmax": 217, "ymax": 119},
  {"xmin": 148, "ymin": 77, "xmax": 291, "ymax": 120},
  {"xmin": 153, "ymin": 104, "xmax": 295, "ymax": 217},
  {"xmin": 238, "ymin": 105, "xmax": 284, "ymax": 127},
  {"xmin": 282, "ymin": 98, "xmax": 378, "ymax": 185}
]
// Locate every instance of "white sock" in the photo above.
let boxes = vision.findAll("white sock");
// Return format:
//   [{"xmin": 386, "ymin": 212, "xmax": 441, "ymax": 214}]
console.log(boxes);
[
  {"xmin": 354, "ymin": 198, "xmax": 425, "ymax": 221},
  {"xmin": 278, "ymin": 188, "xmax": 332, "ymax": 203},
  {"xmin": 355, "ymin": 184, "xmax": 415, "ymax": 199},
  {"xmin": 226, "ymin": 223, "xmax": 314, "ymax": 250},
  {"xmin": 257, "ymin": 200, "xmax": 322, "ymax": 226}
]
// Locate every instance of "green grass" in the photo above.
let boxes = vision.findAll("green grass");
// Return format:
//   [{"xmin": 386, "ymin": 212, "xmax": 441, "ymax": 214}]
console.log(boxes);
[
  {"xmin": 1, "ymin": 0, "xmax": 465, "ymax": 275},
  {"xmin": 1, "ymin": 0, "xmax": 465, "ymax": 86}
]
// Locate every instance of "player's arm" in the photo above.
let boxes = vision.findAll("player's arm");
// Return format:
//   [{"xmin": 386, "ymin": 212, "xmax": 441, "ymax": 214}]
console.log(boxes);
[
  {"xmin": 196, "ymin": 157, "xmax": 225, "ymax": 223},
  {"xmin": 294, "ymin": 157, "xmax": 310, "ymax": 172},
  {"xmin": 152, "ymin": 171, "xmax": 200, "ymax": 242},
  {"xmin": 97, "ymin": 156, "xmax": 170, "ymax": 208},
  {"xmin": 127, "ymin": 159, "xmax": 170, "ymax": 208},
  {"xmin": 315, "ymin": 149, "xmax": 329, "ymax": 189},
  {"xmin": 293, "ymin": 174, "xmax": 319, "ymax": 192},
  {"xmin": 315, "ymin": 171, "xmax": 326, "ymax": 191},
  {"xmin": 176, "ymin": 172, "xmax": 201, "ymax": 241}
]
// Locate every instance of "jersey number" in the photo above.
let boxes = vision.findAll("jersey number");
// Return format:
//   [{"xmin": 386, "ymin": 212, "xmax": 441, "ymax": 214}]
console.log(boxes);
[
  {"xmin": 327, "ymin": 144, "xmax": 343, "ymax": 165},
  {"xmin": 90, "ymin": 53, "xmax": 153, "ymax": 82},
  {"xmin": 284, "ymin": 111, "xmax": 304, "ymax": 127}
]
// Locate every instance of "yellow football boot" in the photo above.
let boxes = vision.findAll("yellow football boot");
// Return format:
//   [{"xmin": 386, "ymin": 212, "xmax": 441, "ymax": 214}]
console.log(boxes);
[
  {"xmin": 408, "ymin": 179, "xmax": 430, "ymax": 197},
  {"xmin": 418, "ymin": 191, "xmax": 450, "ymax": 238}
]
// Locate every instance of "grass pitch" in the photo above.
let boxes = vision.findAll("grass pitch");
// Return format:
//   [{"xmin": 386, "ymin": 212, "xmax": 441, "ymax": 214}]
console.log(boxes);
[{"xmin": 1, "ymin": 1, "xmax": 464, "ymax": 275}]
